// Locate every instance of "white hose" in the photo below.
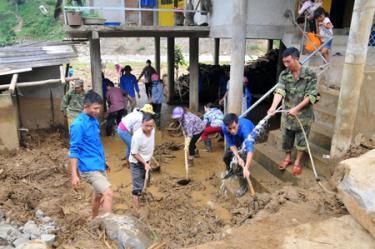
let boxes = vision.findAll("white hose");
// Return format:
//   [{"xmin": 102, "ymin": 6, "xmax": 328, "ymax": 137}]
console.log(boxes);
[{"xmin": 272, "ymin": 109, "xmax": 336, "ymax": 195}]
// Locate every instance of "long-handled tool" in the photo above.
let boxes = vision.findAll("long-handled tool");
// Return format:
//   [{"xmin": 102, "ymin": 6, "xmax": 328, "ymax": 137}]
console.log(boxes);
[
  {"xmin": 246, "ymin": 175, "xmax": 255, "ymax": 196},
  {"xmin": 143, "ymin": 169, "xmax": 150, "ymax": 193},
  {"xmin": 232, "ymin": 154, "xmax": 255, "ymax": 196},
  {"xmin": 177, "ymin": 148, "xmax": 191, "ymax": 185},
  {"xmin": 177, "ymin": 132, "xmax": 191, "ymax": 185}
]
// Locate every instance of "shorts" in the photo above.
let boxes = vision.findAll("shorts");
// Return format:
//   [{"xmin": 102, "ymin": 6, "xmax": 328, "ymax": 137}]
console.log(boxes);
[
  {"xmin": 80, "ymin": 170, "xmax": 111, "ymax": 194},
  {"xmin": 282, "ymin": 126, "xmax": 311, "ymax": 152},
  {"xmin": 322, "ymin": 39, "xmax": 332, "ymax": 49},
  {"xmin": 130, "ymin": 162, "xmax": 146, "ymax": 196}
]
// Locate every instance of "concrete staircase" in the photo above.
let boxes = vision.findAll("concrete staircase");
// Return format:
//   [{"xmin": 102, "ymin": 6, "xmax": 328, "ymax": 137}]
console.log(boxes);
[{"xmin": 250, "ymin": 32, "xmax": 346, "ymax": 187}]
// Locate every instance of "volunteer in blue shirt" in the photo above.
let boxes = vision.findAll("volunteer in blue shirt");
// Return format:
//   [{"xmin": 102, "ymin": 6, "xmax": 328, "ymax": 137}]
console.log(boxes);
[
  {"xmin": 222, "ymin": 113, "xmax": 255, "ymax": 198},
  {"xmin": 120, "ymin": 65, "xmax": 140, "ymax": 110},
  {"xmin": 69, "ymin": 90, "xmax": 113, "ymax": 218}
]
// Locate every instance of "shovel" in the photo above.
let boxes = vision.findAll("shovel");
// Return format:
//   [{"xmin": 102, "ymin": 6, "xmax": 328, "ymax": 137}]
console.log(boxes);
[
  {"xmin": 246, "ymin": 175, "xmax": 255, "ymax": 196},
  {"xmin": 177, "ymin": 131, "xmax": 191, "ymax": 185},
  {"xmin": 143, "ymin": 169, "xmax": 150, "ymax": 193},
  {"xmin": 177, "ymin": 149, "xmax": 191, "ymax": 185}
]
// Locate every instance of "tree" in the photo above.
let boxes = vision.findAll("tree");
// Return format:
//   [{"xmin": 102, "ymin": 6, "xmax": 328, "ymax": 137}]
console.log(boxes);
[{"xmin": 174, "ymin": 45, "xmax": 186, "ymax": 80}]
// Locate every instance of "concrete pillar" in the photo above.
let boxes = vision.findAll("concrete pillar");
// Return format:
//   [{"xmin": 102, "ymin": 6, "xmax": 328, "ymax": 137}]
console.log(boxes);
[
  {"xmin": 189, "ymin": 37, "xmax": 199, "ymax": 111},
  {"xmin": 228, "ymin": 0, "xmax": 247, "ymax": 114},
  {"xmin": 154, "ymin": 37, "xmax": 161, "ymax": 74},
  {"xmin": 167, "ymin": 37, "xmax": 175, "ymax": 103},
  {"xmin": 89, "ymin": 32, "xmax": 102, "ymax": 97},
  {"xmin": 0, "ymin": 93, "xmax": 19, "ymax": 152},
  {"xmin": 276, "ymin": 41, "xmax": 286, "ymax": 78},
  {"xmin": 267, "ymin": 39, "xmax": 273, "ymax": 52},
  {"xmin": 214, "ymin": 38, "xmax": 220, "ymax": 65},
  {"xmin": 331, "ymin": 0, "xmax": 375, "ymax": 159}
]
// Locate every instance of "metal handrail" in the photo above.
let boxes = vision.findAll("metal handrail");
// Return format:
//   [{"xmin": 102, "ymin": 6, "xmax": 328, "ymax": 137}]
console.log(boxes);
[
  {"xmin": 64, "ymin": 6, "xmax": 207, "ymax": 13},
  {"xmin": 239, "ymin": 36, "xmax": 333, "ymax": 118},
  {"xmin": 287, "ymin": 9, "xmax": 328, "ymax": 64},
  {"xmin": 63, "ymin": 5, "xmax": 206, "ymax": 27}
]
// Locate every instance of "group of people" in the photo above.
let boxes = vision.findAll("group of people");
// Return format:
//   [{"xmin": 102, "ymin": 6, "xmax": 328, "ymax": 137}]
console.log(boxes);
[
  {"xmin": 297, "ymin": 0, "xmax": 334, "ymax": 64},
  {"xmin": 66, "ymin": 46, "xmax": 318, "ymax": 220}
]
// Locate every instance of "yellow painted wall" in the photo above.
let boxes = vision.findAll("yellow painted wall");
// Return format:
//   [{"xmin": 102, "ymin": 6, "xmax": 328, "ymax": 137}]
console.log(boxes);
[
  {"xmin": 323, "ymin": 0, "xmax": 332, "ymax": 13},
  {"xmin": 158, "ymin": 0, "xmax": 184, "ymax": 26}
]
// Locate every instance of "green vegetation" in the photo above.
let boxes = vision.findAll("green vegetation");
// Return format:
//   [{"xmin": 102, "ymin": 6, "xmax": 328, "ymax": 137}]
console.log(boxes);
[
  {"xmin": 174, "ymin": 45, "xmax": 186, "ymax": 79},
  {"xmin": 0, "ymin": 1, "xmax": 17, "ymax": 46},
  {"xmin": 0, "ymin": 0, "xmax": 66, "ymax": 47}
]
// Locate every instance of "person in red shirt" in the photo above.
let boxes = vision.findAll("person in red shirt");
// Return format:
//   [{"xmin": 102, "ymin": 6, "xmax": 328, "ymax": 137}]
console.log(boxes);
[{"xmin": 105, "ymin": 81, "xmax": 127, "ymax": 136}]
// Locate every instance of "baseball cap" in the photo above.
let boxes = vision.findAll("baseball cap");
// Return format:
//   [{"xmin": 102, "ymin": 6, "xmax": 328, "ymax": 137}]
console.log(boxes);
[{"xmin": 74, "ymin": 79, "xmax": 84, "ymax": 88}]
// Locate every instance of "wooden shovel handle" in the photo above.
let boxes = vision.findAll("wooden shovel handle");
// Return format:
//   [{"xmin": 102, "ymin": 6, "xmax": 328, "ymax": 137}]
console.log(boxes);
[{"xmin": 246, "ymin": 176, "xmax": 255, "ymax": 196}]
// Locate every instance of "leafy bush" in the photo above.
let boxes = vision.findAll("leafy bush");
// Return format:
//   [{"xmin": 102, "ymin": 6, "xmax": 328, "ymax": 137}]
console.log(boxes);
[{"xmin": 0, "ymin": 11, "xmax": 17, "ymax": 46}]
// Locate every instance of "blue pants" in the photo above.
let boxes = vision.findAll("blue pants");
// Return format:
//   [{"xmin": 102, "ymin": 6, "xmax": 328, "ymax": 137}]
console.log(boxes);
[{"xmin": 117, "ymin": 128, "xmax": 132, "ymax": 160}]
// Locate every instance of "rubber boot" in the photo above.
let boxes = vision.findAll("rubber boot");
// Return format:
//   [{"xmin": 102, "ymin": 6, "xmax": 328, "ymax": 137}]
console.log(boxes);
[
  {"xmin": 203, "ymin": 140, "xmax": 212, "ymax": 152},
  {"xmin": 235, "ymin": 177, "xmax": 248, "ymax": 198},
  {"xmin": 155, "ymin": 113, "xmax": 161, "ymax": 129},
  {"xmin": 222, "ymin": 169, "xmax": 234, "ymax": 179}
]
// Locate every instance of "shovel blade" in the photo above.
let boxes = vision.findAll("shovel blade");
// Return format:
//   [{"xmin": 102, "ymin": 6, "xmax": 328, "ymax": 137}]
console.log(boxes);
[{"xmin": 177, "ymin": 179, "xmax": 191, "ymax": 185}]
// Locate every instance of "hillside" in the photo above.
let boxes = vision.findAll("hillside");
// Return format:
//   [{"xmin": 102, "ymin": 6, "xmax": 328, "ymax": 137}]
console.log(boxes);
[{"xmin": 0, "ymin": 0, "xmax": 65, "ymax": 46}]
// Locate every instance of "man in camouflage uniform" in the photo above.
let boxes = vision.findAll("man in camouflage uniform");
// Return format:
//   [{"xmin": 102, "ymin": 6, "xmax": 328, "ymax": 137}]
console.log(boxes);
[
  {"xmin": 61, "ymin": 79, "xmax": 86, "ymax": 130},
  {"xmin": 268, "ymin": 47, "xmax": 318, "ymax": 176}
]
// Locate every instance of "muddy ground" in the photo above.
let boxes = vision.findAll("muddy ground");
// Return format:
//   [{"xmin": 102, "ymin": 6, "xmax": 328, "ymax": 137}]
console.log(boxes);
[{"xmin": 0, "ymin": 127, "xmax": 350, "ymax": 249}]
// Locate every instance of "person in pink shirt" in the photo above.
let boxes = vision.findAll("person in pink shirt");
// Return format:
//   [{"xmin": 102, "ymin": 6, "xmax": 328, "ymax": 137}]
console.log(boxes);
[{"xmin": 105, "ymin": 80, "xmax": 127, "ymax": 136}]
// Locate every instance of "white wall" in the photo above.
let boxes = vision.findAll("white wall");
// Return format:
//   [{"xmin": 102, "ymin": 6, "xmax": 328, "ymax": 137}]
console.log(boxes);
[
  {"xmin": 210, "ymin": 0, "xmax": 296, "ymax": 39},
  {"xmin": 93, "ymin": 0, "xmax": 125, "ymax": 24}
]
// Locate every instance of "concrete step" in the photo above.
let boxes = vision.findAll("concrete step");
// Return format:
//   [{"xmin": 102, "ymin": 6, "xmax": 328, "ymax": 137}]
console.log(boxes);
[
  {"xmin": 317, "ymin": 84, "xmax": 340, "ymax": 109},
  {"xmin": 332, "ymin": 35, "xmax": 349, "ymax": 46},
  {"xmin": 253, "ymin": 142, "xmax": 317, "ymax": 187},
  {"xmin": 266, "ymin": 129, "xmax": 332, "ymax": 177},
  {"xmin": 314, "ymin": 104, "xmax": 336, "ymax": 127},
  {"xmin": 251, "ymin": 160, "xmax": 284, "ymax": 193},
  {"xmin": 310, "ymin": 122, "xmax": 334, "ymax": 151}
]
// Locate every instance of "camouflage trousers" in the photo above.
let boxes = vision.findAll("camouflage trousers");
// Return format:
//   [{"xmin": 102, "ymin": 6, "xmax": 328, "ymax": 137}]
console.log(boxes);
[{"xmin": 282, "ymin": 126, "xmax": 311, "ymax": 152}]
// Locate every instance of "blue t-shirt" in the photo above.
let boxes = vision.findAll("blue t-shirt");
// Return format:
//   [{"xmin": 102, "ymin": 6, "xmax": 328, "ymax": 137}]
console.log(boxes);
[
  {"xmin": 120, "ymin": 74, "xmax": 139, "ymax": 98},
  {"xmin": 222, "ymin": 117, "xmax": 255, "ymax": 153},
  {"xmin": 69, "ymin": 113, "xmax": 106, "ymax": 172}
]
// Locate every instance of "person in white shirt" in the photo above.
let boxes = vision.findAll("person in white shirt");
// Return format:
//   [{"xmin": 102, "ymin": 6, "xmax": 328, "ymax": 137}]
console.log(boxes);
[
  {"xmin": 129, "ymin": 114, "xmax": 155, "ymax": 215},
  {"xmin": 117, "ymin": 104, "xmax": 155, "ymax": 165}
]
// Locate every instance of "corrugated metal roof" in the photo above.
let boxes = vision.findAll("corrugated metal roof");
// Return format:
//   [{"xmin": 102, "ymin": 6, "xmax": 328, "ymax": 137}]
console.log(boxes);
[{"xmin": 0, "ymin": 41, "xmax": 78, "ymax": 76}]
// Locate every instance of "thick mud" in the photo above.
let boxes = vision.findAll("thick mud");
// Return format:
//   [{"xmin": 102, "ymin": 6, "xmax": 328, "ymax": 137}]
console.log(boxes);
[{"xmin": 0, "ymin": 129, "xmax": 349, "ymax": 249}]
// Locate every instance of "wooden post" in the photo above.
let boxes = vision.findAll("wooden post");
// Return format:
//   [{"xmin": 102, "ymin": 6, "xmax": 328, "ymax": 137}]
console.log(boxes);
[
  {"xmin": 189, "ymin": 36, "xmax": 199, "ymax": 112},
  {"xmin": 267, "ymin": 39, "xmax": 273, "ymax": 52},
  {"xmin": 155, "ymin": 36, "xmax": 161, "ymax": 74},
  {"xmin": 8, "ymin": 74, "xmax": 18, "ymax": 94},
  {"xmin": 89, "ymin": 31, "xmax": 103, "ymax": 97},
  {"xmin": 214, "ymin": 38, "xmax": 220, "ymax": 65},
  {"xmin": 167, "ymin": 37, "xmax": 175, "ymax": 103}
]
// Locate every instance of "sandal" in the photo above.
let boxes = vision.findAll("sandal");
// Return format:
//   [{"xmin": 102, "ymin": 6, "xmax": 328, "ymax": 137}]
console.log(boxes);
[
  {"xmin": 292, "ymin": 164, "xmax": 302, "ymax": 176},
  {"xmin": 278, "ymin": 159, "xmax": 292, "ymax": 170}
]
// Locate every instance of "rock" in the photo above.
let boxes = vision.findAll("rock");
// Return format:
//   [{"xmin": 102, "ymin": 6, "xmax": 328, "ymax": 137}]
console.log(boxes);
[
  {"xmin": 282, "ymin": 215, "xmax": 375, "ymax": 249},
  {"xmin": 40, "ymin": 235, "xmax": 55, "ymax": 247},
  {"xmin": 15, "ymin": 240, "xmax": 48, "ymax": 249},
  {"xmin": 0, "ymin": 224, "xmax": 20, "ymax": 243},
  {"xmin": 13, "ymin": 238, "xmax": 29, "ymax": 248},
  {"xmin": 0, "ymin": 210, "xmax": 5, "ymax": 221},
  {"xmin": 22, "ymin": 221, "xmax": 41, "ymax": 240},
  {"xmin": 0, "ymin": 245, "xmax": 15, "ymax": 249},
  {"xmin": 92, "ymin": 213, "xmax": 154, "ymax": 249},
  {"xmin": 337, "ymin": 149, "xmax": 375, "ymax": 239},
  {"xmin": 35, "ymin": 211, "xmax": 44, "ymax": 221}
]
